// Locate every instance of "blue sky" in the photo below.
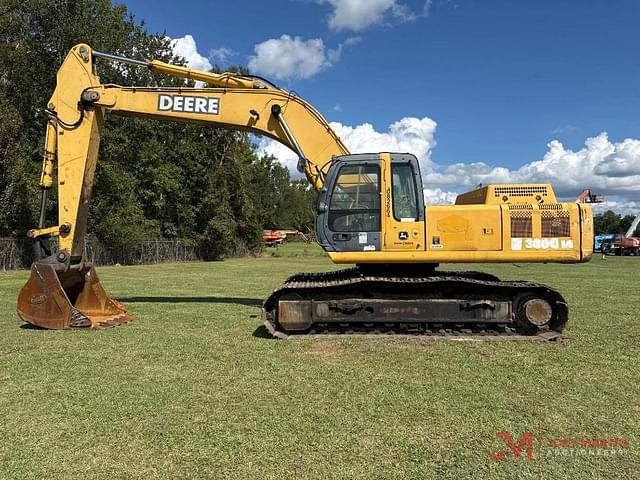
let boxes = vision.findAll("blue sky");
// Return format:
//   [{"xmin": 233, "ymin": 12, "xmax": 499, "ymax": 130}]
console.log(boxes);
[{"xmin": 122, "ymin": 0, "xmax": 640, "ymax": 210}]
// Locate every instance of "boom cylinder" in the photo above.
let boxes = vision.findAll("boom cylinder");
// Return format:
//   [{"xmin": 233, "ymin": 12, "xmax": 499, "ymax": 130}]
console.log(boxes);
[
  {"xmin": 92, "ymin": 50, "xmax": 147, "ymax": 66},
  {"xmin": 92, "ymin": 49, "xmax": 261, "ymax": 89}
]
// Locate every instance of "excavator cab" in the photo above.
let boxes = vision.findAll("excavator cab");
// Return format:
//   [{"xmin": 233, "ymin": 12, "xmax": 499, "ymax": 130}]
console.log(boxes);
[{"xmin": 317, "ymin": 153, "xmax": 426, "ymax": 254}]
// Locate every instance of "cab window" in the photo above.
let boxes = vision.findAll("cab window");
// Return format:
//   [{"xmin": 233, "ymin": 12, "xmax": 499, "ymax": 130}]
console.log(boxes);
[
  {"xmin": 329, "ymin": 165, "xmax": 380, "ymax": 232},
  {"xmin": 392, "ymin": 163, "xmax": 418, "ymax": 220}
]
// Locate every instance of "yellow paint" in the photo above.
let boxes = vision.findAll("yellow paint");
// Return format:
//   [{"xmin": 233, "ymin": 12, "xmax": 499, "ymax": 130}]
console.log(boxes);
[
  {"xmin": 329, "ymin": 248, "xmax": 584, "ymax": 264},
  {"xmin": 380, "ymin": 153, "xmax": 425, "ymax": 251},
  {"xmin": 427, "ymin": 206, "xmax": 502, "ymax": 251},
  {"xmin": 455, "ymin": 184, "xmax": 558, "ymax": 205}
]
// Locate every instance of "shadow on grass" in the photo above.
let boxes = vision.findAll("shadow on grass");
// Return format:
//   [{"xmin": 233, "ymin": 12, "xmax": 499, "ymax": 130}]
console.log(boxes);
[
  {"xmin": 117, "ymin": 296, "xmax": 263, "ymax": 308},
  {"xmin": 252, "ymin": 325, "xmax": 275, "ymax": 339},
  {"xmin": 19, "ymin": 323, "xmax": 47, "ymax": 330}
]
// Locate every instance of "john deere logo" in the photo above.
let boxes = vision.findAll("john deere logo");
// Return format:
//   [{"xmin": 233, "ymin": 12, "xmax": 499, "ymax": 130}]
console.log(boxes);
[
  {"xmin": 399, "ymin": 231, "xmax": 409, "ymax": 240},
  {"xmin": 158, "ymin": 94, "xmax": 219, "ymax": 114},
  {"xmin": 28, "ymin": 294, "xmax": 47, "ymax": 305}
]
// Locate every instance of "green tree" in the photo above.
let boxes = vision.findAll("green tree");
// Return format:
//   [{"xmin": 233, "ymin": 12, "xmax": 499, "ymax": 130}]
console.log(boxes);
[
  {"xmin": 249, "ymin": 154, "xmax": 318, "ymax": 233},
  {"xmin": 594, "ymin": 210, "xmax": 640, "ymax": 236},
  {"xmin": 594, "ymin": 211, "xmax": 621, "ymax": 234}
]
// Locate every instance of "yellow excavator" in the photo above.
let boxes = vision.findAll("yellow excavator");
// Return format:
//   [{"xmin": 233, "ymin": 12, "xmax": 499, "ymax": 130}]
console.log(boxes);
[{"xmin": 17, "ymin": 44, "xmax": 593, "ymax": 337}]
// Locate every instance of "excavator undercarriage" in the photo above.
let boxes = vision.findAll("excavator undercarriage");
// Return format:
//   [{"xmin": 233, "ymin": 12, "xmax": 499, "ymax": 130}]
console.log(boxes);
[{"xmin": 263, "ymin": 266, "xmax": 567, "ymax": 340}]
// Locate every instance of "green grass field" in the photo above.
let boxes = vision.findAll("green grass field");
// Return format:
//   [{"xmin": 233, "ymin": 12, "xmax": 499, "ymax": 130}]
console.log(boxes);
[{"xmin": 1, "ymin": 243, "xmax": 638, "ymax": 479}]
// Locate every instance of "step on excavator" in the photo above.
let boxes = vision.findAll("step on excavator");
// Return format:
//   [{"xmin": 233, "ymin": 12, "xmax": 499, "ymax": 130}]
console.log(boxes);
[{"xmin": 17, "ymin": 44, "xmax": 594, "ymax": 337}]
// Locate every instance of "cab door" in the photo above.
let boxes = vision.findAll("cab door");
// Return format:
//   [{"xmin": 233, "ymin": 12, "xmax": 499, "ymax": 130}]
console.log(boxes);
[
  {"xmin": 316, "ymin": 155, "xmax": 382, "ymax": 253},
  {"xmin": 381, "ymin": 153, "xmax": 426, "ymax": 252}
]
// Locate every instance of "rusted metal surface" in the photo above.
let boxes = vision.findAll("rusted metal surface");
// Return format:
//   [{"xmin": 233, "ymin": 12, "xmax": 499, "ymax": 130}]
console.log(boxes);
[
  {"xmin": 17, "ymin": 261, "xmax": 132, "ymax": 329},
  {"xmin": 523, "ymin": 298, "xmax": 553, "ymax": 326},
  {"xmin": 278, "ymin": 298, "xmax": 513, "ymax": 332},
  {"xmin": 278, "ymin": 300, "xmax": 313, "ymax": 331},
  {"xmin": 263, "ymin": 267, "xmax": 568, "ymax": 340}
]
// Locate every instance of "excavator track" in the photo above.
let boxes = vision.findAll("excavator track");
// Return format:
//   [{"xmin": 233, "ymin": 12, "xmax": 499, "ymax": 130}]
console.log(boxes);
[{"xmin": 262, "ymin": 267, "xmax": 568, "ymax": 341}]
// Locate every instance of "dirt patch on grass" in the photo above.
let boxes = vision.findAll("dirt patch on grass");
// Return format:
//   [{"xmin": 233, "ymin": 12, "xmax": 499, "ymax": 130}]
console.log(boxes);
[
  {"xmin": 301, "ymin": 341, "xmax": 343, "ymax": 361},
  {"xmin": 362, "ymin": 336, "xmax": 445, "ymax": 353},
  {"xmin": 297, "ymin": 336, "xmax": 446, "ymax": 359}
]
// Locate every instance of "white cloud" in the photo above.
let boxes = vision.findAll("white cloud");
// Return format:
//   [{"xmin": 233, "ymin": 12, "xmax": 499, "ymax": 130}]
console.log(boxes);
[
  {"xmin": 169, "ymin": 35, "xmax": 212, "ymax": 71},
  {"xmin": 344, "ymin": 36, "xmax": 363, "ymax": 46},
  {"xmin": 423, "ymin": 188, "xmax": 458, "ymax": 205},
  {"xmin": 424, "ymin": 133, "xmax": 640, "ymax": 201},
  {"xmin": 256, "ymin": 116, "xmax": 437, "ymax": 179},
  {"xmin": 257, "ymin": 139, "xmax": 300, "ymax": 174},
  {"xmin": 209, "ymin": 46, "xmax": 236, "ymax": 64},
  {"xmin": 591, "ymin": 198, "xmax": 640, "ymax": 216},
  {"xmin": 593, "ymin": 137, "xmax": 640, "ymax": 177},
  {"xmin": 423, "ymin": 162, "xmax": 513, "ymax": 189},
  {"xmin": 391, "ymin": 2, "xmax": 420, "ymax": 22},
  {"xmin": 330, "ymin": 117, "xmax": 437, "ymax": 174},
  {"xmin": 317, "ymin": 0, "xmax": 429, "ymax": 31},
  {"xmin": 552, "ymin": 124, "xmax": 580, "ymax": 135},
  {"xmin": 321, "ymin": 0, "xmax": 394, "ymax": 31},
  {"xmin": 248, "ymin": 35, "xmax": 339, "ymax": 80}
]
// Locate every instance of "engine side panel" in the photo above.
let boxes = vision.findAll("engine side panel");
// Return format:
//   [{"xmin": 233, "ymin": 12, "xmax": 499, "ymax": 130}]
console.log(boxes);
[{"xmin": 329, "ymin": 201, "xmax": 590, "ymax": 264}]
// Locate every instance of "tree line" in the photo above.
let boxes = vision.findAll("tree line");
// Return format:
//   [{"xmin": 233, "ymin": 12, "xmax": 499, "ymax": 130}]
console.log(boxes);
[
  {"xmin": 593, "ymin": 211, "xmax": 640, "ymax": 237},
  {"xmin": 0, "ymin": 0, "xmax": 316, "ymax": 260}
]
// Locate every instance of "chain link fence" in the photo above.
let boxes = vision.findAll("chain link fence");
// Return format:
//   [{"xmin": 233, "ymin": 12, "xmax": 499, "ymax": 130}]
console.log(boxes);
[
  {"xmin": 0, "ymin": 236, "xmax": 216, "ymax": 271},
  {"xmin": 0, "ymin": 238, "xmax": 31, "ymax": 271}
]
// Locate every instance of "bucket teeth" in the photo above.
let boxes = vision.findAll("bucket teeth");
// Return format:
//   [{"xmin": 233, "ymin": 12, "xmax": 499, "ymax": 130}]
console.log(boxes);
[
  {"xmin": 90, "ymin": 312, "xmax": 133, "ymax": 330},
  {"xmin": 69, "ymin": 308, "xmax": 92, "ymax": 328},
  {"xmin": 17, "ymin": 261, "xmax": 133, "ymax": 330}
]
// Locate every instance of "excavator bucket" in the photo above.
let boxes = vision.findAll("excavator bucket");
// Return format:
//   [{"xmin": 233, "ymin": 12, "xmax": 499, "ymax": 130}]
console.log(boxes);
[{"xmin": 17, "ymin": 262, "xmax": 133, "ymax": 329}]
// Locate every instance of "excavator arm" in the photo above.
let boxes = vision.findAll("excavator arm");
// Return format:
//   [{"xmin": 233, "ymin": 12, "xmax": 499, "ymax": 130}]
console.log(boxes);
[{"xmin": 18, "ymin": 43, "xmax": 348, "ymax": 329}]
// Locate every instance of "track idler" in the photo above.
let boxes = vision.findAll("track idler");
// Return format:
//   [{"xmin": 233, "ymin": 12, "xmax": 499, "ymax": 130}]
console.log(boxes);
[{"xmin": 17, "ymin": 257, "xmax": 132, "ymax": 330}]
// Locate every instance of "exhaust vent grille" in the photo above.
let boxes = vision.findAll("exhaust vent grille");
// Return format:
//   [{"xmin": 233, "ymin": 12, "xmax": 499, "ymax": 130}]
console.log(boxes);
[
  {"xmin": 540, "ymin": 206, "xmax": 570, "ymax": 237},
  {"xmin": 510, "ymin": 208, "xmax": 533, "ymax": 237},
  {"xmin": 494, "ymin": 186, "xmax": 549, "ymax": 197}
]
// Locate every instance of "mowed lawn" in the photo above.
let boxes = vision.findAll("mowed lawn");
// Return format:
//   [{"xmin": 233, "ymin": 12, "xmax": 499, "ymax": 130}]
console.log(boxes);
[{"xmin": 0, "ymin": 244, "xmax": 638, "ymax": 479}]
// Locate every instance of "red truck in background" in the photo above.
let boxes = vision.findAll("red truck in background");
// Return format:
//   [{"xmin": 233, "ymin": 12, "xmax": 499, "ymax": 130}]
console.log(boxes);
[
  {"xmin": 602, "ymin": 234, "xmax": 640, "ymax": 256},
  {"xmin": 262, "ymin": 230, "xmax": 311, "ymax": 247},
  {"xmin": 600, "ymin": 214, "xmax": 640, "ymax": 256}
]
